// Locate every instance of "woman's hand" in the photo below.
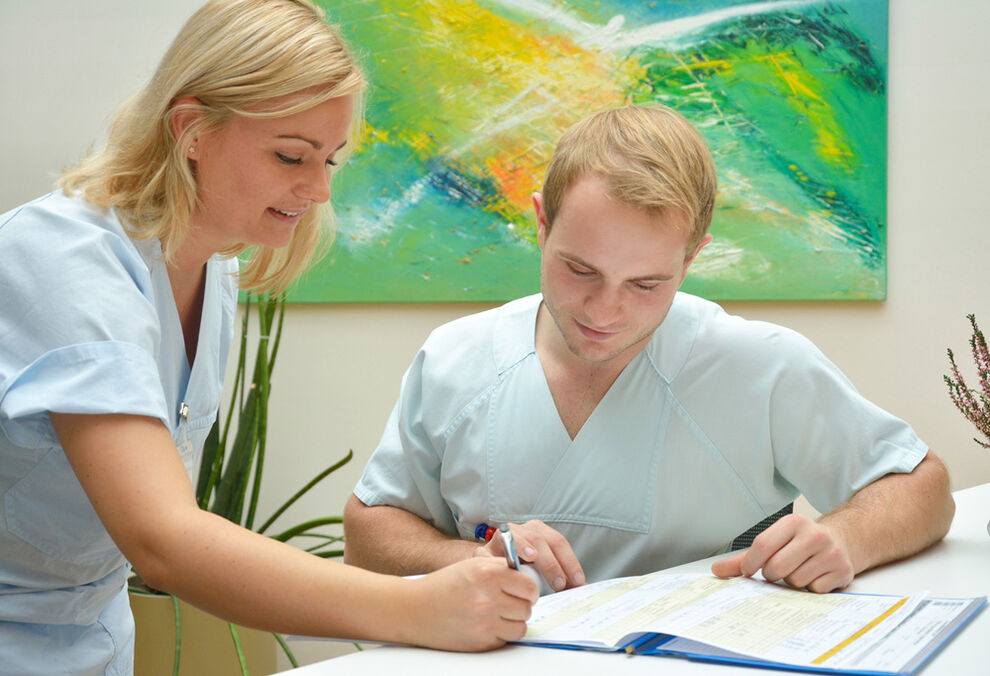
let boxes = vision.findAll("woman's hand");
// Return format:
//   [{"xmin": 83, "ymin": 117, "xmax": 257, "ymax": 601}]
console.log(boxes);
[{"xmin": 404, "ymin": 557, "xmax": 538, "ymax": 651}]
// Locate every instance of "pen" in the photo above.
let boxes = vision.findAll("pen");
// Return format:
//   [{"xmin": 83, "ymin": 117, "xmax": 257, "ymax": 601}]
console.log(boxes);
[{"xmin": 499, "ymin": 523, "xmax": 520, "ymax": 570}]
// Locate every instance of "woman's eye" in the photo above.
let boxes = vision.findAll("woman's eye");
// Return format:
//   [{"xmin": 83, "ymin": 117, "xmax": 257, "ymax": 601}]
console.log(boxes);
[
  {"xmin": 276, "ymin": 152, "xmax": 302, "ymax": 165},
  {"xmin": 326, "ymin": 158, "xmax": 339, "ymax": 167}
]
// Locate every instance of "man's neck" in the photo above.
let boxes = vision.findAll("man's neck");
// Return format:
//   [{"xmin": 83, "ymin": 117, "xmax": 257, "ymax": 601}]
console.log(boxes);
[{"xmin": 534, "ymin": 303, "xmax": 646, "ymax": 439}]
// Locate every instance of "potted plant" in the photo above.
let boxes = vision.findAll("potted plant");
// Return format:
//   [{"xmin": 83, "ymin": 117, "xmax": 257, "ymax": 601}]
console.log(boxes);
[
  {"xmin": 129, "ymin": 292, "xmax": 353, "ymax": 674},
  {"xmin": 943, "ymin": 313, "xmax": 990, "ymax": 536}
]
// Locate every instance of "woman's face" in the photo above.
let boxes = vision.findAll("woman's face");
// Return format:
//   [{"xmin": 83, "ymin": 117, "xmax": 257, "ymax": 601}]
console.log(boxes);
[{"xmin": 187, "ymin": 92, "xmax": 354, "ymax": 256}]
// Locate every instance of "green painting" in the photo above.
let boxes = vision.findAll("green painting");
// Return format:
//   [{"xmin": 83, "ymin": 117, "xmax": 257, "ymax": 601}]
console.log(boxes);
[{"xmin": 295, "ymin": 0, "xmax": 887, "ymax": 302}]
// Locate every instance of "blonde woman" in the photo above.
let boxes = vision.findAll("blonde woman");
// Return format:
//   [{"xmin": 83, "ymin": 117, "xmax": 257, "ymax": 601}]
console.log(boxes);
[{"xmin": 0, "ymin": 1, "xmax": 535, "ymax": 672}]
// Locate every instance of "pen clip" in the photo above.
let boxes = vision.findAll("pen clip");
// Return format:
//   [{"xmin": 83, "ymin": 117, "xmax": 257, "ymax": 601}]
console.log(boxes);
[{"xmin": 499, "ymin": 523, "xmax": 520, "ymax": 570}]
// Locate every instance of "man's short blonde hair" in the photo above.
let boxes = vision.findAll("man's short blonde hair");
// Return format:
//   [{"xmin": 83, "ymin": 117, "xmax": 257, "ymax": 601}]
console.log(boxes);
[
  {"xmin": 540, "ymin": 105, "xmax": 716, "ymax": 253},
  {"xmin": 60, "ymin": 0, "xmax": 365, "ymax": 294}
]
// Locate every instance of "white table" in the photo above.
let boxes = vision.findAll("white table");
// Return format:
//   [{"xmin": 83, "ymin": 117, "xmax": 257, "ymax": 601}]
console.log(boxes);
[{"xmin": 280, "ymin": 484, "xmax": 989, "ymax": 674}]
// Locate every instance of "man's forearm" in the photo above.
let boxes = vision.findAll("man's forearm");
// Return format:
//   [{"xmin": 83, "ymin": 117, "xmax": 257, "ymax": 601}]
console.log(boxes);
[
  {"xmin": 821, "ymin": 451, "xmax": 954, "ymax": 575},
  {"xmin": 343, "ymin": 496, "xmax": 480, "ymax": 575}
]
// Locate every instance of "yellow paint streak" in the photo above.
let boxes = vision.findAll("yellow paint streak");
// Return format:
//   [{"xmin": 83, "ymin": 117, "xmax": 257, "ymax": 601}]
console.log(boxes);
[
  {"xmin": 403, "ymin": 130, "xmax": 437, "ymax": 155},
  {"xmin": 383, "ymin": 0, "xmax": 640, "ymax": 162},
  {"xmin": 677, "ymin": 55, "xmax": 733, "ymax": 74},
  {"xmin": 756, "ymin": 53, "xmax": 853, "ymax": 165}
]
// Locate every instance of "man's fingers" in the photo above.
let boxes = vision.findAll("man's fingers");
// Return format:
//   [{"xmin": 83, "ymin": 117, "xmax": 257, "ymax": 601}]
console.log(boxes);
[
  {"xmin": 531, "ymin": 538, "xmax": 569, "ymax": 591},
  {"xmin": 717, "ymin": 515, "xmax": 855, "ymax": 594},
  {"xmin": 710, "ymin": 550, "xmax": 746, "ymax": 578},
  {"xmin": 544, "ymin": 532, "xmax": 586, "ymax": 588},
  {"xmin": 499, "ymin": 520, "xmax": 585, "ymax": 591},
  {"xmin": 804, "ymin": 570, "xmax": 849, "ymax": 594},
  {"xmin": 738, "ymin": 514, "xmax": 811, "ymax": 577}
]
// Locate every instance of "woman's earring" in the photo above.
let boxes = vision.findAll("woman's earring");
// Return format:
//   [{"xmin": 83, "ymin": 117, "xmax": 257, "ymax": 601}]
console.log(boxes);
[{"xmin": 188, "ymin": 146, "xmax": 196, "ymax": 154}]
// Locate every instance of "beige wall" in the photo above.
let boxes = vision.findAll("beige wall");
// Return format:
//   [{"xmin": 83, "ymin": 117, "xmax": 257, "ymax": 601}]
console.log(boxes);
[{"xmin": 3, "ymin": 0, "xmax": 989, "ymax": 668}]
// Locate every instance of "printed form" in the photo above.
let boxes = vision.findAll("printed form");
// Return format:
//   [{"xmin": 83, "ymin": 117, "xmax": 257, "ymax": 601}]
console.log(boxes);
[{"xmin": 522, "ymin": 572, "xmax": 981, "ymax": 673}]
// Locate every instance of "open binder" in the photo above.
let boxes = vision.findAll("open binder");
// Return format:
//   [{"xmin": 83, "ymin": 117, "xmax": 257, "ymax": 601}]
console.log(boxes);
[{"xmin": 516, "ymin": 572, "xmax": 985, "ymax": 674}]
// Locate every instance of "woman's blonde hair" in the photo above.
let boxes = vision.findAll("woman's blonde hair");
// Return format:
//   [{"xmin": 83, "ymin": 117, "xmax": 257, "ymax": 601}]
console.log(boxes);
[
  {"xmin": 540, "ymin": 105, "xmax": 717, "ymax": 254},
  {"xmin": 60, "ymin": 0, "xmax": 365, "ymax": 294}
]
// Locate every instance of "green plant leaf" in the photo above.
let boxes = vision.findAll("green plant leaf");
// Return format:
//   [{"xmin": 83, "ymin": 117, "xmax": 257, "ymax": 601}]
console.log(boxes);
[
  {"xmin": 172, "ymin": 596, "xmax": 182, "ymax": 676},
  {"xmin": 228, "ymin": 623, "xmax": 248, "ymax": 675},
  {"xmin": 269, "ymin": 516, "xmax": 344, "ymax": 543},
  {"xmin": 257, "ymin": 450, "xmax": 354, "ymax": 535}
]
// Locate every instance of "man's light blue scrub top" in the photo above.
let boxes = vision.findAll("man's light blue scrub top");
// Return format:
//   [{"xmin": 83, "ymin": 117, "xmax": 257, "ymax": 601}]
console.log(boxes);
[
  {"xmin": 0, "ymin": 191, "xmax": 238, "ymax": 675},
  {"xmin": 355, "ymin": 294, "xmax": 928, "ymax": 584}
]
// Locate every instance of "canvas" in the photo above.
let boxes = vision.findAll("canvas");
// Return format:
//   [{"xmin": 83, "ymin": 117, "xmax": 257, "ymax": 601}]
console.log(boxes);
[{"xmin": 294, "ymin": 0, "xmax": 888, "ymax": 302}]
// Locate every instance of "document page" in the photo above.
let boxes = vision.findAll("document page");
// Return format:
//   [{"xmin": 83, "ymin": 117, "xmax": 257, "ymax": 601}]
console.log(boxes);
[{"xmin": 521, "ymin": 572, "xmax": 982, "ymax": 673}]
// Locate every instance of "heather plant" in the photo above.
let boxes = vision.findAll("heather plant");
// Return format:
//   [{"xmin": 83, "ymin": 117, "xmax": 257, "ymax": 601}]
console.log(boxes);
[{"xmin": 944, "ymin": 314, "xmax": 990, "ymax": 449}]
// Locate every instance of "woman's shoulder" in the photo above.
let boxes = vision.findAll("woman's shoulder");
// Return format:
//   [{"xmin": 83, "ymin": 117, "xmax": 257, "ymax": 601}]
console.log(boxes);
[
  {"xmin": 0, "ymin": 191, "xmax": 157, "ymax": 320},
  {"xmin": 2, "ymin": 191, "xmax": 134, "ymax": 253}
]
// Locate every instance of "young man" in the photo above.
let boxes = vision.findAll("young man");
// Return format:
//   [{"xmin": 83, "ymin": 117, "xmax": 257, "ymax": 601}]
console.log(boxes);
[{"xmin": 343, "ymin": 106, "xmax": 954, "ymax": 595}]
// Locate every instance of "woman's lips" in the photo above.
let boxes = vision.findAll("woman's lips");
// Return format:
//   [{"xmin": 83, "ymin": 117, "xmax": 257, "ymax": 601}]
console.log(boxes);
[{"xmin": 268, "ymin": 207, "xmax": 303, "ymax": 223}]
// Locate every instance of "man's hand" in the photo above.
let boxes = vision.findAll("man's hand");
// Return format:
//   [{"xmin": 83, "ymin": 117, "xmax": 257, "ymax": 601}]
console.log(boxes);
[
  {"xmin": 713, "ymin": 452, "xmax": 954, "ymax": 594},
  {"xmin": 408, "ymin": 558, "xmax": 539, "ymax": 651},
  {"xmin": 475, "ymin": 520, "xmax": 586, "ymax": 592},
  {"xmin": 711, "ymin": 514, "xmax": 854, "ymax": 593}
]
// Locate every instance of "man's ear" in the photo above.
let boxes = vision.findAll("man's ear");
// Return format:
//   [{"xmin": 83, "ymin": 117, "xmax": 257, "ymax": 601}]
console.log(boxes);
[
  {"xmin": 533, "ymin": 192, "xmax": 548, "ymax": 250},
  {"xmin": 170, "ymin": 97, "xmax": 203, "ymax": 155},
  {"xmin": 683, "ymin": 233, "xmax": 713, "ymax": 274},
  {"xmin": 688, "ymin": 233, "xmax": 713, "ymax": 264}
]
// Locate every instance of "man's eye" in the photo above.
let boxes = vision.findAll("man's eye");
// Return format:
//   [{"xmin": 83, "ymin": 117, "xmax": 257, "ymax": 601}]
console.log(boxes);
[
  {"xmin": 633, "ymin": 282, "xmax": 659, "ymax": 292},
  {"xmin": 568, "ymin": 264, "xmax": 593, "ymax": 276},
  {"xmin": 276, "ymin": 152, "xmax": 302, "ymax": 165}
]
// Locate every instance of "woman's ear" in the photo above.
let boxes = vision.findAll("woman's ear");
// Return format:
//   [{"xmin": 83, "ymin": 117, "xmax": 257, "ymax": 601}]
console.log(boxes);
[{"xmin": 170, "ymin": 97, "xmax": 202, "ymax": 155}]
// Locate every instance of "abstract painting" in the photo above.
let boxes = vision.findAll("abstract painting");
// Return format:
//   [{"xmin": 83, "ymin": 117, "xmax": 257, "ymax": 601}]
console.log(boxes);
[{"xmin": 295, "ymin": 0, "xmax": 887, "ymax": 302}]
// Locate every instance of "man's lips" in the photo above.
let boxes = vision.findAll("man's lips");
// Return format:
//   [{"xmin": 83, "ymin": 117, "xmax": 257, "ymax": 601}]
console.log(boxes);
[{"xmin": 576, "ymin": 321, "xmax": 616, "ymax": 341}]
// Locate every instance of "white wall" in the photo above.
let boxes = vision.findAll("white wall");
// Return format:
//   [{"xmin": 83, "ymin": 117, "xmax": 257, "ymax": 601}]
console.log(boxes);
[{"xmin": 4, "ymin": 0, "xmax": 990, "ymax": 668}]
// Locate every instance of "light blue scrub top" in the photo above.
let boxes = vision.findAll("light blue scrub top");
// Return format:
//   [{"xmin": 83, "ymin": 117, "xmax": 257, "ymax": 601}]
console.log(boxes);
[
  {"xmin": 355, "ymin": 294, "xmax": 928, "ymax": 585},
  {"xmin": 0, "ymin": 191, "xmax": 238, "ymax": 675}
]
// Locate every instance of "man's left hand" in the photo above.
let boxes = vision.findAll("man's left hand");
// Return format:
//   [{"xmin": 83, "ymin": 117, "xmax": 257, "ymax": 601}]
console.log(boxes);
[{"xmin": 711, "ymin": 514, "xmax": 854, "ymax": 593}]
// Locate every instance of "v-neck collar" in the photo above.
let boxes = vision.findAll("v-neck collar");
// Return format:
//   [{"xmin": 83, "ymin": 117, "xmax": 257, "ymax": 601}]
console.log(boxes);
[
  {"xmin": 490, "ymin": 293, "xmax": 699, "ymax": 443},
  {"xmin": 138, "ymin": 237, "xmax": 223, "ymax": 424}
]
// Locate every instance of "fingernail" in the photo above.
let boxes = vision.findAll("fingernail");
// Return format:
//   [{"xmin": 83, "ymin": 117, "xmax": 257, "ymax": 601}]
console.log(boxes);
[
  {"xmin": 553, "ymin": 576, "xmax": 565, "ymax": 590},
  {"xmin": 524, "ymin": 547, "xmax": 537, "ymax": 558},
  {"xmin": 574, "ymin": 572, "xmax": 585, "ymax": 585}
]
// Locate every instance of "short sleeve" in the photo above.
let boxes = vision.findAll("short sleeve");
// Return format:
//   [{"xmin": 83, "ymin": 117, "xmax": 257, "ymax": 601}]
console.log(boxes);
[
  {"xmin": 353, "ymin": 349, "xmax": 460, "ymax": 536},
  {"xmin": 767, "ymin": 330, "xmax": 928, "ymax": 513},
  {"xmin": 0, "ymin": 193, "xmax": 170, "ymax": 449}
]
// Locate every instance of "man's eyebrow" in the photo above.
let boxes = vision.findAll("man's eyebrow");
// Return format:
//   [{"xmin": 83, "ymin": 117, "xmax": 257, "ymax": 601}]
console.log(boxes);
[
  {"xmin": 560, "ymin": 252, "xmax": 674, "ymax": 281},
  {"xmin": 276, "ymin": 136, "xmax": 348, "ymax": 153}
]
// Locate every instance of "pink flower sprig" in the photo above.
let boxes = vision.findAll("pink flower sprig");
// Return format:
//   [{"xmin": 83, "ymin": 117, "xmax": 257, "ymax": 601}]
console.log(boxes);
[{"xmin": 944, "ymin": 314, "xmax": 990, "ymax": 449}]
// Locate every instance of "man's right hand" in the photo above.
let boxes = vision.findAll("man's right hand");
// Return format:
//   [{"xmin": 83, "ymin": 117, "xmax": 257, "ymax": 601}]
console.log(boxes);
[{"xmin": 476, "ymin": 519, "xmax": 586, "ymax": 592}]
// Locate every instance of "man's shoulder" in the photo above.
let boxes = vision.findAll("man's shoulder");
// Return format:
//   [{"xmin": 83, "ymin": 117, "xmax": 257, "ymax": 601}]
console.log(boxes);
[
  {"xmin": 669, "ymin": 293, "xmax": 822, "ymax": 368},
  {"xmin": 416, "ymin": 293, "xmax": 539, "ymax": 381},
  {"xmin": 422, "ymin": 294, "xmax": 539, "ymax": 355}
]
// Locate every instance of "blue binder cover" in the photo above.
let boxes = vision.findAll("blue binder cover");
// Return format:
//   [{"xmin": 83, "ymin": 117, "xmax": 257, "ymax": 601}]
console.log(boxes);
[{"xmin": 517, "ymin": 578, "xmax": 985, "ymax": 675}]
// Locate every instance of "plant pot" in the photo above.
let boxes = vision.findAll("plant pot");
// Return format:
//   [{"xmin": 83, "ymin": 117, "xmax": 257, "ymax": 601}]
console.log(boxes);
[{"xmin": 130, "ymin": 592, "xmax": 276, "ymax": 674}]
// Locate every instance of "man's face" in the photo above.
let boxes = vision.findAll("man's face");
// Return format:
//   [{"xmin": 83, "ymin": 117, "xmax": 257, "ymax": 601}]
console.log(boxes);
[{"xmin": 535, "ymin": 173, "xmax": 709, "ymax": 366}]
